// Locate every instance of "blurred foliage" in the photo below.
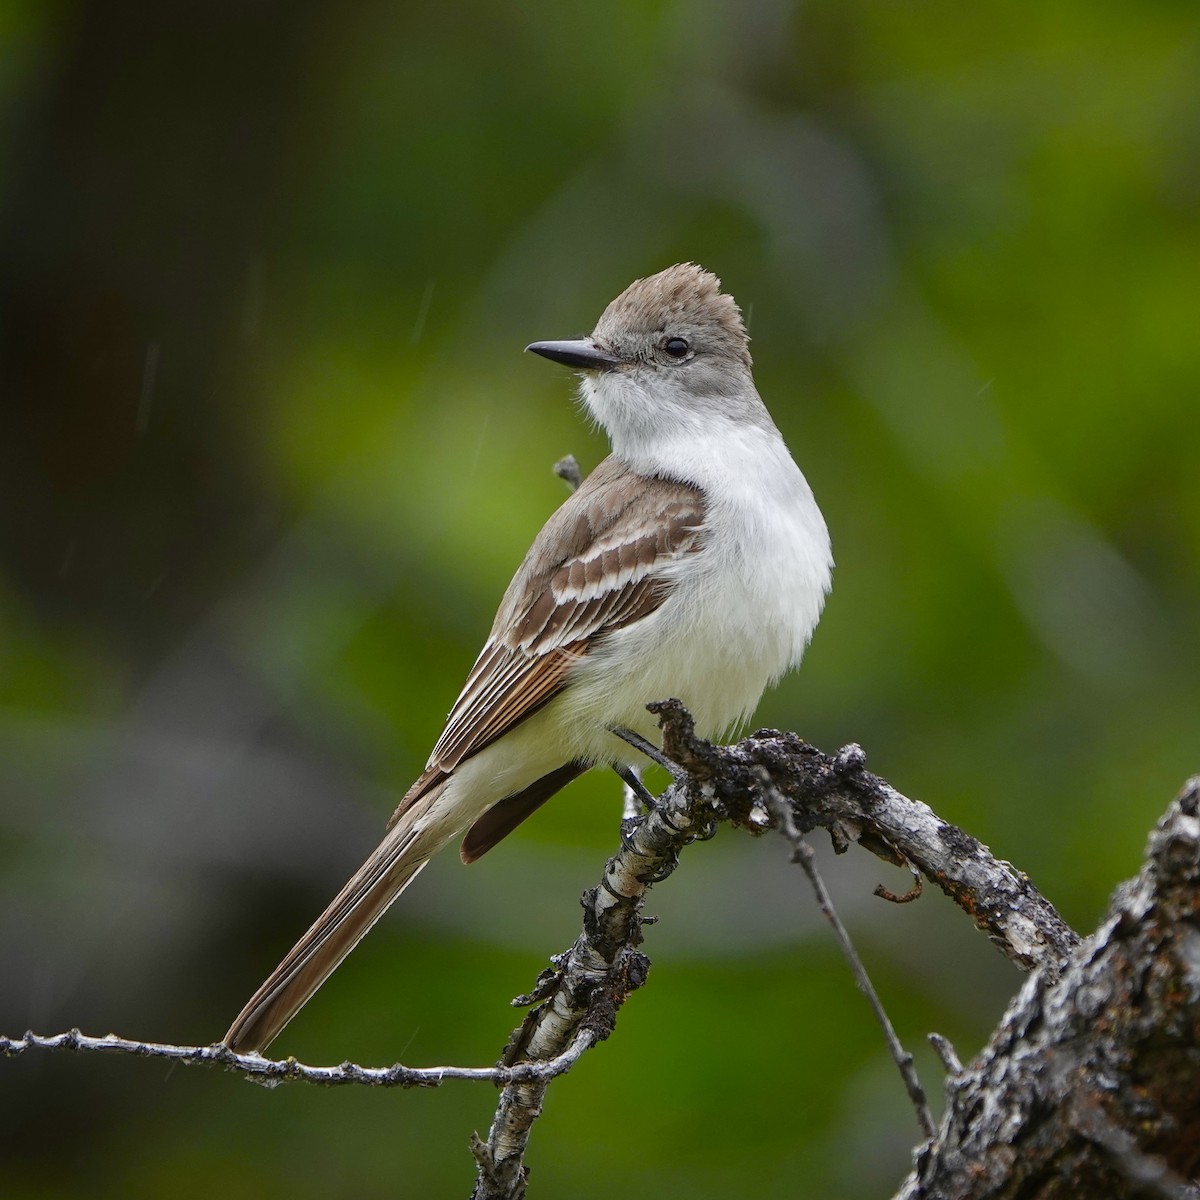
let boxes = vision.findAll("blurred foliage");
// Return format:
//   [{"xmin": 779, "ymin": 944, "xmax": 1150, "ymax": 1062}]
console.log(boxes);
[{"xmin": 1, "ymin": 1, "xmax": 1198, "ymax": 1197}]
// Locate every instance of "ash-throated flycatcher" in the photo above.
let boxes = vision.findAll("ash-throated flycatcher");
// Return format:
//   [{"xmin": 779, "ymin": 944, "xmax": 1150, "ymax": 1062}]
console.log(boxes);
[{"xmin": 224, "ymin": 263, "xmax": 832, "ymax": 1053}]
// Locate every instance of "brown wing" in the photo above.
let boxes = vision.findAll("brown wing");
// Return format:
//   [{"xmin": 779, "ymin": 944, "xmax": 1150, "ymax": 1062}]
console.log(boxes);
[
  {"xmin": 387, "ymin": 458, "xmax": 704, "ymax": 828},
  {"xmin": 228, "ymin": 461, "xmax": 704, "ymax": 1052}
]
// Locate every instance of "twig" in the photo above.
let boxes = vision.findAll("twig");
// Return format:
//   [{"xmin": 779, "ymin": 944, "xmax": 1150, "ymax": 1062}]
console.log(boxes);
[
  {"xmin": 759, "ymin": 772, "xmax": 936, "ymax": 1140},
  {"xmin": 0, "ymin": 1027, "xmax": 595, "ymax": 1090},
  {"xmin": 928, "ymin": 1032, "xmax": 963, "ymax": 1077}
]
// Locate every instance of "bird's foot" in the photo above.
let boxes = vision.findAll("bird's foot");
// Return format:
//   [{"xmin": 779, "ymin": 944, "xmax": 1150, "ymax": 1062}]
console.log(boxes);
[
  {"xmin": 614, "ymin": 764, "xmax": 659, "ymax": 814},
  {"xmin": 608, "ymin": 726, "xmax": 687, "ymax": 780}
]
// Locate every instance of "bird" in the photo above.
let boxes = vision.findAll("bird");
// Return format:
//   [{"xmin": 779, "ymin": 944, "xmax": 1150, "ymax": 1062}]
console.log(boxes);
[{"xmin": 223, "ymin": 263, "xmax": 832, "ymax": 1054}]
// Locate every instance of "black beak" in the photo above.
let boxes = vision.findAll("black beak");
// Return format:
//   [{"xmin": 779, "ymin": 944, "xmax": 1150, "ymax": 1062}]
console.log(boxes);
[{"xmin": 525, "ymin": 339, "xmax": 622, "ymax": 372}]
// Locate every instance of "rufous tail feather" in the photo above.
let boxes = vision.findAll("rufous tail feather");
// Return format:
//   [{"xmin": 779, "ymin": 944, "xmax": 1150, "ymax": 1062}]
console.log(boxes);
[{"xmin": 223, "ymin": 794, "xmax": 449, "ymax": 1054}]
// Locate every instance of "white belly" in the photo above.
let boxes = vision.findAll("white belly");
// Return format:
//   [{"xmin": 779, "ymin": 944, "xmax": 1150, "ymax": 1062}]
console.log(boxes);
[{"xmin": 563, "ymin": 430, "xmax": 832, "ymax": 757}]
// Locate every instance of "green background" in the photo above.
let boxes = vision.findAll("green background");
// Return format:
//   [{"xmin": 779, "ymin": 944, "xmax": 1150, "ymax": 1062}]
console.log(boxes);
[{"xmin": 2, "ymin": 2, "xmax": 1198, "ymax": 1196}]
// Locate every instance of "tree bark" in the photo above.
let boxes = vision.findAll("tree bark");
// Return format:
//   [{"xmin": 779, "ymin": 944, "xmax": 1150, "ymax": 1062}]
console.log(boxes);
[{"xmin": 898, "ymin": 777, "xmax": 1200, "ymax": 1200}]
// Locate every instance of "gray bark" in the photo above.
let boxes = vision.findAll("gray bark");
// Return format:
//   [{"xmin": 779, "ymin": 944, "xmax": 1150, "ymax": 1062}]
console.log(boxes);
[{"xmin": 898, "ymin": 777, "xmax": 1200, "ymax": 1200}]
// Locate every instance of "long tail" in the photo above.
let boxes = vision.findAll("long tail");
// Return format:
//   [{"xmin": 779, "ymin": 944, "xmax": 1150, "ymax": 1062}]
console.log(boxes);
[{"xmin": 223, "ymin": 789, "xmax": 450, "ymax": 1055}]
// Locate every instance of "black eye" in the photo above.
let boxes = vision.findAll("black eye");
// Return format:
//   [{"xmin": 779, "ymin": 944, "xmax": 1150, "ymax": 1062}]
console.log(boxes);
[{"xmin": 663, "ymin": 337, "xmax": 690, "ymax": 358}]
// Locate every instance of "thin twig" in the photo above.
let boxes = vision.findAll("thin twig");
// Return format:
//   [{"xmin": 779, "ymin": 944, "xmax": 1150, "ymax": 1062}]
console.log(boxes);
[
  {"xmin": 0, "ymin": 1027, "xmax": 595, "ymax": 1090},
  {"xmin": 759, "ymin": 771, "xmax": 937, "ymax": 1140}
]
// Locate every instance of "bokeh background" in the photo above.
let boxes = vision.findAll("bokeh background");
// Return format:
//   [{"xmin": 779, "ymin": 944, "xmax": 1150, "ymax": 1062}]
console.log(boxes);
[{"xmin": 2, "ymin": 2, "xmax": 1198, "ymax": 1196}]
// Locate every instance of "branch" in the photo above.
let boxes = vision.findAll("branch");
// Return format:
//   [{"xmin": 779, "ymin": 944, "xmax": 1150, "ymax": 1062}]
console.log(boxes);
[
  {"xmin": 469, "ymin": 703, "xmax": 1078, "ymax": 1197},
  {"xmin": 470, "ymin": 734, "xmax": 721, "ymax": 1199},
  {"xmin": 895, "ymin": 777, "xmax": 1200, "ymax": 1200},
  {"xmin": 651, "ymin": 702, "xmax": 1080, "ymax": 975}
]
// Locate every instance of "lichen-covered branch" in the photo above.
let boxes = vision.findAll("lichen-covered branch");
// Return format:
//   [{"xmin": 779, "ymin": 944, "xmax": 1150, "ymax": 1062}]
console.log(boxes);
[
  {"xmin": 469, "ymin": 702, "xmax": 1080, "ymax": 1198},
  {"xmin": 470, "ymin": 740, "xmax": 721, "ymax": 1200},
  {"xmin": 894, "ymin": 777, "xmax": 1200, "ymax": 1200},
  {"xmin": 651, "ymin": 701, "xmax": 1080, "ymax": 976}
]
